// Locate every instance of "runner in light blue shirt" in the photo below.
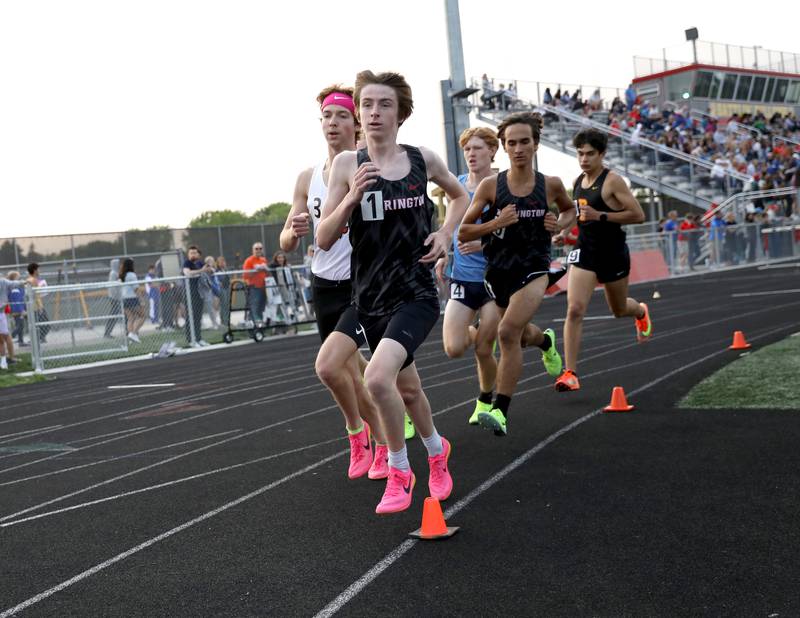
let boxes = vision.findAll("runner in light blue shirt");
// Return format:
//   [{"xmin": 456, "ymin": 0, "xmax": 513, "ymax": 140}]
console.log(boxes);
[{"xmin": 435, "ymin": 127, "xmax": 502, "ymax": 425}]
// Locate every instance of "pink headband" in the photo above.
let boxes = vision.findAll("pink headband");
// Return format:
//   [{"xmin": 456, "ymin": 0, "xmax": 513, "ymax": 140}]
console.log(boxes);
[{"xmin": 321, "ymin": 92, "xmax": 355, "ymax": 115}]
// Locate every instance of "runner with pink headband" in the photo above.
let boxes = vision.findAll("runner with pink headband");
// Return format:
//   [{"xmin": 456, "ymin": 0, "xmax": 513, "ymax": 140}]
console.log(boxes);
[{"xmin": 320, "ymin": 92, "xmax": 355, "ymax": 116}]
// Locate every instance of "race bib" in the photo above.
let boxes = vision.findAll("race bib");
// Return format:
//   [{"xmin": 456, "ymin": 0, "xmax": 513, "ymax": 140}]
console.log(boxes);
[
  {"xmin": 567, "ymin": 249, "xmax": 581, "ymax": 264},
  {"xmin": 450, "ymin": 282, "xmax": 465, "ymax": 299},
  {"xmin": 361, "ymin": 191, "xmax": 384, "ymax": 221}
]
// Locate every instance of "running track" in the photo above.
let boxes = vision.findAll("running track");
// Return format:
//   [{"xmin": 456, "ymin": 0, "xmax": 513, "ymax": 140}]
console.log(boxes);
[{"xmin": 1, "ymin": 263, "xmax": 799, "ymax": 616}]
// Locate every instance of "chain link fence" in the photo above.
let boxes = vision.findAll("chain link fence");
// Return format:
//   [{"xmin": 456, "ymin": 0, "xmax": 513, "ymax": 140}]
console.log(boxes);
[
  {"xmin": 0, "ymin": 223, "xmax": 311, "ymax": 285},
  {"xmin": 22, "ymin": 266, "xmax": 317, "ymax": 371}
]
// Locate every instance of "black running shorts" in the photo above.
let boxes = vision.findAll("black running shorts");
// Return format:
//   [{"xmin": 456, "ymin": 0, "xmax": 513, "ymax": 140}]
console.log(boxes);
[
  {"xmin": 311, "ymin": 276, "xmax": 358, "ymax": 342},
  {"xmin": 566, "ymin": 246, "xmax": 630, "ymax": 284},
  {"xmin": 484, "ymin": 262, "xmax": 567, "ymax": 309},
  {"xmin": 449, "ymin": 279, "xmax": 494, "ymax": 311},
  {"xmin": 334, "ymin": 299, "xmax": 439, "ymax": 369}
]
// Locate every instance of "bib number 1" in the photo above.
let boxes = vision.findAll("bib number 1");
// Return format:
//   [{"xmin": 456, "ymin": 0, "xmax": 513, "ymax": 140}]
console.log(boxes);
[{"xmin": 361, "ymin": 191, "xmax": 384, "ymax": 221}]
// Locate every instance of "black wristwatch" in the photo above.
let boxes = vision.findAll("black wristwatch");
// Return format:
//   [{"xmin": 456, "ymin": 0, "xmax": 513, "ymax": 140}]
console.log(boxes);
[{"xmin": 599, "ymin": 213, "xmax": 608, "ymax": 222}]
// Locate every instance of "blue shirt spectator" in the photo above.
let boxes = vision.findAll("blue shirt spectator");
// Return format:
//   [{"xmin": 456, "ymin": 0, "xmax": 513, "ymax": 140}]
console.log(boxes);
[{"xmin": 625, "ymin": 84, "xmax": 636, "ymax": 111}]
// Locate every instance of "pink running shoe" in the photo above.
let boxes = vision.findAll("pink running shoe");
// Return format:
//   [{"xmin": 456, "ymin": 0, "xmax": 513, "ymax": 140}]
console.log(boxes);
[
  {"xmin": 347, "ymin": 423, "xmax": 372, "ymax": 479},
  {"xmin": 375, "ymin": 467, "xmax": 415, "ymax": 514},
  {"xmin": 368, "ymin": 444, "xmax": 389, "ymax": 480},
  {"xmin": 427, "ymin": 437, "xmax": 453, "ymax": 501}
]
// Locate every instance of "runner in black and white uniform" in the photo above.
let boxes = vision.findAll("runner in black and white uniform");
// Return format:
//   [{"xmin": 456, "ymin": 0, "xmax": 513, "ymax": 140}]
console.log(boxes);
[
  {"xmin": 434, "ymin": 127, "xmax": 501, "ymax": 426},
  {"xmin": 317, "ymin": 70, "xmax": 469, "ymax": 515},
  {"xmin": 553, "ymin": 128, "xmax": 652, "ymax": 393},
  {"xmin": 280, "ymin": 85, "xmax": 386, "ymax": 482},
  {"xmin": 459, "ymin": 112, "xmax": 574, "ymax": 437}
]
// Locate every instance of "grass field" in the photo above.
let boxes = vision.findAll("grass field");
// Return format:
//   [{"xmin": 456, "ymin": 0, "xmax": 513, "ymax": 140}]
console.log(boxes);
[
  {"xmin": 0, "ymin": 352, "xmax": 46, "ymax": 389},
  {"xmin": 680, "ymin": 334, "xmax": 800, "ymax": 409}
]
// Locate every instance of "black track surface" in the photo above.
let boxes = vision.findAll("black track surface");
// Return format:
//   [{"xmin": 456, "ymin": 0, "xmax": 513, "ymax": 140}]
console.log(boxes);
[{"xmin": 1, "ymin": 264, "xmax": 799, "ymax": 617}]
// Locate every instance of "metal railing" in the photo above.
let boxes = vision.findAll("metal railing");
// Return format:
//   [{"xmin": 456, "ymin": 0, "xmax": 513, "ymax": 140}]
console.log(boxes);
[
  {"xmin": 24, "ymin": 266, "xmax": 317, "ymax": 372},
  {"xmin": 704, "ymin": 186, "xmax": 797, "ymax": 221},
  {"xmin": 476, "ymin": 101, "xmax": 751, "ymax": 209},
  {"xmin": 634, "ymin": 41, "xmax": 800, "ymax": 77}
]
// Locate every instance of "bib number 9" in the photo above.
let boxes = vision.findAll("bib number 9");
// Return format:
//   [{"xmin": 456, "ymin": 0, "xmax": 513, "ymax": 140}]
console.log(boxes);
[{"xmin": 567, "ymin": 249, "xmax": 581, "ymax": 264}]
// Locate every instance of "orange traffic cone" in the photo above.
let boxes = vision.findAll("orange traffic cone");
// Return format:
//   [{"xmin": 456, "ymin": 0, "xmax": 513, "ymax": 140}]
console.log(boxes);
[
  {"xmin": 728, "ymin": 331, "xmax": 751, "ymax": 350},
  {"xmin": 408, "ymin": 497, "xmax": 459, "ymax": 540},
  {"xmin": 603, "ymin": 386, "xmax": 634, "ymax": 412}
]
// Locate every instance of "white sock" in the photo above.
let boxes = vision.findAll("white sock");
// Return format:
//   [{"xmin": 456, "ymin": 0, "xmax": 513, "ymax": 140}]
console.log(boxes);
[
  {"xmin": 421, "ymin": 428, "xmax": 443, "ymax": 457},
  {"xmin": 388, "ymin": 446, "xmax": 410, "ymax": 471}
]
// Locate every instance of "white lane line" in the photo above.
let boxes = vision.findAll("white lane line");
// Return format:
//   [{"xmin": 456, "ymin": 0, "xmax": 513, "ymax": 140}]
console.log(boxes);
[
  {"xmin": 0, "ymin": 450, "xmax": 346, "ymax": 618},
  {"xmin": 0, "ymin": 425, "xmax": 64, "ymax": 441},
  {"xmin": 313, "ymin": 324, "xmax": 791, "ymax": 618},
  {"xmin": 731, "ymin": 289, "xmax": 800, "ymax": 297},
  {"xmin": 0, "ymin": 405, "xmax": 335, "ymax": 522},
  {"xmin": 0, "ymin": 436, "xmax": 344, "ymax": 528},
  {"xmin": 2, "ymin": 322, "xmax": 792, "ymax": 616},
  {"xmin": 553, "ymin": 315, "xmax": 615, "ymax": 322},
  {"xmin": 107, "ymin": 384, "xmax": 176, "ymax": 389},
  {"xmin": 66, "ymin": 428, "xmax": 146, "ymax": 445},
  {"xmin": 0, "ymin": 430, "xmax": 242, "ymax": 488}
]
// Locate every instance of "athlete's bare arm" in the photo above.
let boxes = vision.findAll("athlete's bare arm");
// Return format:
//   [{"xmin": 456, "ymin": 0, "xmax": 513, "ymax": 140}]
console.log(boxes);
[
  {"xmin": 317, "ymin": 151, "xmax": 377, "ymax": 251},
  {"xmin": 458, "ymin": 176, "xmax": 517, "ymax": 242},
  {"xmin": 279, "ymin": 167, "xmax": 313, "ymax": 253},
  {"xmin": 579, "ymin": 171, "xmax": 645, "ymax": 224},
  {"xmin": 545, "ymin": 175, "xmax": 577, "ymax": 235},
  {"xmin": 419, "ymin": 147, "xmax": 469, "ymax": 263}
]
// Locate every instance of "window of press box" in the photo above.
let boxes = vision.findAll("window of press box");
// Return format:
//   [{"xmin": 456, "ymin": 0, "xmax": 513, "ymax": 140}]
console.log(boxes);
[
  {"xmin": 734, "ymin": 75, "xmax": 752, "ymax": 100},
  {"xmin": 750, "ymin": 76, "xmax": 766, "ymax": 101},
  {"xmin": 693, "ymin": 71, "xmax": 712, "ymax": 98}
]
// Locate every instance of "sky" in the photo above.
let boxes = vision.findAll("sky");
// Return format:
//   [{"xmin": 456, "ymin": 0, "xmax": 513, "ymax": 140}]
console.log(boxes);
[{"xmin": 1, "ymin": 0, "xmax": 797, "ymax": 239}]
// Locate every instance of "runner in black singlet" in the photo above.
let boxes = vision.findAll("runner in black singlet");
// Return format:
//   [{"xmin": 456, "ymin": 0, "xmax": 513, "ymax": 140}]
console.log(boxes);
[
  {"xmin": 459, "ymin": 112, "xmax": 575, "ymax": 436},
  {"xmin": 317, "ymin": 70, "xmax": 469, "ymax": 515},
  {"xmin": 553, "ymin": 128, "xmax": 653, "ymax": 393}
]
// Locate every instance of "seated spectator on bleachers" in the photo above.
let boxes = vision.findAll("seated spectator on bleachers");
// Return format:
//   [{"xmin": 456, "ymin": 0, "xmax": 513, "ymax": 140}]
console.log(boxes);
[
  {"xmin": 543, "ymin": 87, "xmax": 553, "ymax": 105},
  {"xmin": 588, "ymin": 89, "xmax": 602, "ymax": 111}
]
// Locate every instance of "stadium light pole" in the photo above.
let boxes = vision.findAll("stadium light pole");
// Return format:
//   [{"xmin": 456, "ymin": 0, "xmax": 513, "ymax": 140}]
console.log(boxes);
[{"xmin": 442, "ymin": 0, "xmax": 474, "ymax": 176}]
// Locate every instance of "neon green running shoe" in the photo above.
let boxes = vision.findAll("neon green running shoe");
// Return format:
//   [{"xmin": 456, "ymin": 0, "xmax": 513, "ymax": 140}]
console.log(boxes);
[
  {"xmin": 541, "ymin": 328, "xmax": 562, "ymax": 378},
  {"xmin": 469, "ymin": 399, "xmax": 493, "ymax": 425},
  {"xmin": 478, "ymin": 408, "xmax": 507, "ymax": 436},
  {"xmin": 404, "ymin": 412, "xmax": 416, "ymax": 440}
]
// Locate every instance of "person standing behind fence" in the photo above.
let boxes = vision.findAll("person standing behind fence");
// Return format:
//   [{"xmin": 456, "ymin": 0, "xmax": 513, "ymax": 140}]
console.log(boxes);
[
  {"xmin": 242, "ymin": 242, "xmax": 268, "ymax": 325},
  {"xmin": 182, "ymin": 246, "xmax": 210, "ymax": 347},
  {"xmin": 144, "ymin": 264, "xmax": 161, "ymax": 325},
  {"xmin": 105, "ymin": 258, "xmax": 121, "ymax": 338},
  {"xmin": 0, "ymin": 272, "xmax": 25, "ymax": 369},
  {"xmin": 119, "ymin": 258, "xmax": 145, "ymax": 344},
  {"xmin": 26, "ymin": 263, "xmax": 50, "ymax": 344},
  {"xmin": 270, "ymin": 251, "xmax": 295, "ymax": 322},
  {"xmin": 200, "ymin": 256, "xmax": 221, "ymax": 328},
  {"xmin": 215, "ymin": 255, "xmax": 231, "ymax": 329},
  {"xmin": 7, "ymin": 271, "xmax": 27, "ymax": 347}
]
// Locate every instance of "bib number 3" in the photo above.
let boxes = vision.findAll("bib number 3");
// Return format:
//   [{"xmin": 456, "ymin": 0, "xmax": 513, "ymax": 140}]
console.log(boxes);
[{"xmin": 361, "ymin": 191, "xmax": 384, "ymax": 221}]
